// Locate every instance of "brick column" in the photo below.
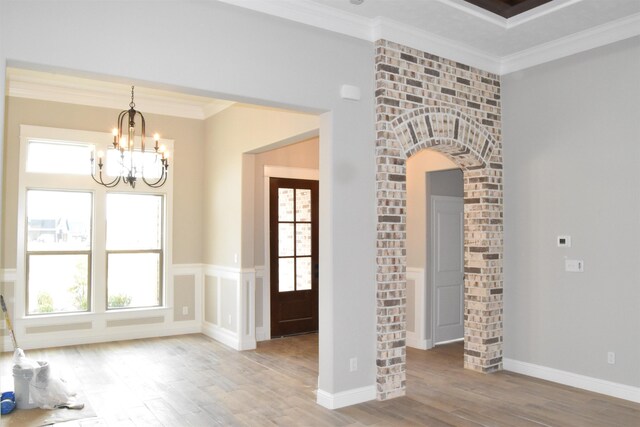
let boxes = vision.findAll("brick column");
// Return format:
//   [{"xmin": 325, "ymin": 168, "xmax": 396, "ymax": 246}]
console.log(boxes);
[{"xmin": 375, "ymin": 39, "xmax": 503, "ymax": 399}]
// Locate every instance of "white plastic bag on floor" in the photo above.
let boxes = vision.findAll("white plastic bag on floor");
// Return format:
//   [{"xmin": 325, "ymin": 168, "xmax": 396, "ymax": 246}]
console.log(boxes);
[{"xmin": 13, "ymin": 348, "xmax": 77, "ymax": 409}]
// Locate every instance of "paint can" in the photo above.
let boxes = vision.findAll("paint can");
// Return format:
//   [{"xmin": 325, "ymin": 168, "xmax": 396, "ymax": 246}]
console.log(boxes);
[{"xmin": 12, "ymin": 361, "xmax": 50, "ymax": 409}]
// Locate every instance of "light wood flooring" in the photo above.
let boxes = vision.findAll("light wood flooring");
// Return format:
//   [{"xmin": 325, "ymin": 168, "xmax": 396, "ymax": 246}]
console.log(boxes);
[{"xmin": 1, "ymin": 334, "xmax": 638, "ymax": 426}]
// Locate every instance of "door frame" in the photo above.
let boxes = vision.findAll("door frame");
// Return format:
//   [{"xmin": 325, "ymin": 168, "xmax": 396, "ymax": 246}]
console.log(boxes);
[
  {"xmin": 429, "ymin": 195, "xmax": 464, "ymax": 346},
  {"xmin": 261, "ymin": 165, "xmax": 319, "ymax": 341}
]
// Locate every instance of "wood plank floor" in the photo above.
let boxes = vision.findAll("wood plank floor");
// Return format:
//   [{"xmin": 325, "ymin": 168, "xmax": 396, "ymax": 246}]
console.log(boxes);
[{"xmin": 1, "ymin": 334, "xmax": 638, "ymax": 426}]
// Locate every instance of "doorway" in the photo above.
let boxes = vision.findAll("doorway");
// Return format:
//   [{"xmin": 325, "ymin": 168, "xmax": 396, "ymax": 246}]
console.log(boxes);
[
  {"xmin": 269, "ymin": 177, "xmax": 319, "ymax": 337},
  {"xmin": 430, "ymin": 193, "xmax": 464, "ymax": 345},
  {"xmin": 405, "ymin": 151, "xmax": 463, "ymax": 350}
]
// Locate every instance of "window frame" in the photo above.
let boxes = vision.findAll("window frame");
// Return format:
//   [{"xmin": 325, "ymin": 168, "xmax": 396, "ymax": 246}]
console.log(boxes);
[
  {"xmin": 105, "ymin": 192, "xmax": 165, "ymax": 310},
  {"xmin": 25, "ymin": 188, "xmax": 94, "ymax": 315},
  {"xmin": 16, "ymin": 125, "xmax": 174, "ymax": 320}
]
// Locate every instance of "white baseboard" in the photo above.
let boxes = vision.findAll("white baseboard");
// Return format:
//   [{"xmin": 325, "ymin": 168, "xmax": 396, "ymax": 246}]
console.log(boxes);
[
  {"xmin": 202, "ymin": 321, "xmax": 240, "ymax": 350},
  {"xmin": 316, "ymin": 385, "xmax": 376, "ymax": 409},
  {"xmin": 256, "ymin": 326, "xmax": 268, "ymax": 342},
  {"xmin": 239, "ymin": 336, "xmax": 257, "ymax": 351},
  {"xmin": 406, "ymin": 331, "xmax": 431, "ymax": 350},
  {"xmin": 504, "ymin": 358, "xmax": 640, "ymax": 403}
]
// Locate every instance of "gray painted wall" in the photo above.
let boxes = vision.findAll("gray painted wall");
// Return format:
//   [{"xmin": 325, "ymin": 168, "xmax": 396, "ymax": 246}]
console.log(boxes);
[
  {"xmin": 503, "ymin": 36, "xmax": 640, "ymax": 387},
  {"xmin": 1, "ymin": 0, "xmax": 375, "ymax": 395}
]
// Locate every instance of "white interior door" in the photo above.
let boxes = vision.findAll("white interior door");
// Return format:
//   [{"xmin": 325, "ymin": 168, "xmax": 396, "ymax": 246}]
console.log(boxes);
[{"xmin": 431, "ymin": 196, "xmax": 464, "ymax": 344}]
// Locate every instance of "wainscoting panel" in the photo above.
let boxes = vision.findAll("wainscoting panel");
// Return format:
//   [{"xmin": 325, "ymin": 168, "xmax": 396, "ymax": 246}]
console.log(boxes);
[
  {"xmin": 202, "ymin": 265, "xmax": 256, "ymax": 351},
  {"xmin": 406, "ymin": 267, "xmax": 430, "ymax": 350},
  {"xmin": 0, "ymin": 265, "xmax": 201, "ymax": 351}
]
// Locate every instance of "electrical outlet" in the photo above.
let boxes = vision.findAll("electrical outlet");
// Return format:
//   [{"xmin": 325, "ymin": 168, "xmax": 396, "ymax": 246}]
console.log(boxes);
[
  {"xmin": 349, "ymin": 357, "xmax": 357, "ymax": 372},
  {"xmin": 228, "ymin": 314, "xmax": 232, "ymax": 325},
  {"xmin": 607, "ymin": 352, "xmax": 615, "ymax": 365},
  {"xmin": 182, "ymin": 306, "xmax": 188, "ymax": 316}
]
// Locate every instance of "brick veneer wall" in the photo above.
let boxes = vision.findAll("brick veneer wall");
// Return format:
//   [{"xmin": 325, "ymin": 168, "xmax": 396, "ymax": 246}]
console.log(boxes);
[{"xmin": 375, "ymin": 39, "xmax": 503, "ymax": 400}]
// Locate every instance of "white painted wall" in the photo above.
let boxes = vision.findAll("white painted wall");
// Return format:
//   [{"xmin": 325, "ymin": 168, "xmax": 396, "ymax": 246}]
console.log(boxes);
[
  {"xmin": 503, "ymin": 36, "xmax": 640, "ymax": 388},
  {"xmin": 0, "ymin": 0, "xmax": 375, "ymax": 400}
]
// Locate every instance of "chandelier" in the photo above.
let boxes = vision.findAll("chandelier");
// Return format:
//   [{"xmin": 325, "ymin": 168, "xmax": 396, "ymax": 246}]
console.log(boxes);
[{"xmin": 91, "ymin": 86, "xmax": 169, "ymax": 188}]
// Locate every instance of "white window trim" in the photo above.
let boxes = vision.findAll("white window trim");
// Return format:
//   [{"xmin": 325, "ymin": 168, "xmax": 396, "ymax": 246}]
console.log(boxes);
[{"xmin": 16, "ymin": 125, "xmax": 174, "ymax": 322}]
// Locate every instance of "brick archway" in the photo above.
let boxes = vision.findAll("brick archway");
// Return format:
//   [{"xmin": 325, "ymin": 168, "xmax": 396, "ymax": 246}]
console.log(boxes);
[{"xmin": 376, "ymin": 106, "xmax": 503, "ymax": 400}]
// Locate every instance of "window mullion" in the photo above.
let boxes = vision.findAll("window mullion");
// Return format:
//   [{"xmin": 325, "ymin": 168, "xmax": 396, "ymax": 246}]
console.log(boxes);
[{"xmin": 93, "ymin": 185, "xmax": 108, "ymax": 314}]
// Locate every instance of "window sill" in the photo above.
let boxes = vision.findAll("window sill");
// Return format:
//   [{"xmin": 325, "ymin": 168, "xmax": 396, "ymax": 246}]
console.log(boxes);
[{"xmin": 19, "ymin": 306, "xmax": 172, "ymax": 323}]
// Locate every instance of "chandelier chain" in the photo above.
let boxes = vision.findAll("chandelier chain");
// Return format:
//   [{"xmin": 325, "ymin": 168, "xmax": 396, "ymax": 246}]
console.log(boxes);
[{"xmin": 129, "ymin": 85, "xmax": 135, "ymax": 109}]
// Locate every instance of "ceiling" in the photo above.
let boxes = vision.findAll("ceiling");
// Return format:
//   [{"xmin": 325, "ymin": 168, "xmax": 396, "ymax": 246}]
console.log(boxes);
[{"xmin": 219, "ymin": 0, "xmax": 640, "ymax": 74}]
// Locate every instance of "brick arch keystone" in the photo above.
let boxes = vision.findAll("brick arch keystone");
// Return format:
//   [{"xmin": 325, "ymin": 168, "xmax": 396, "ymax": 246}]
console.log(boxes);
[{"xmin": 376, "ymin": 107, "xmax": 503, "ymax": 401}]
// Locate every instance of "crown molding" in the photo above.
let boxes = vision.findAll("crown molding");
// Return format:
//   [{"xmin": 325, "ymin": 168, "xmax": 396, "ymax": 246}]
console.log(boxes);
[
  {"xmin": 219, "ymin": 0, "xmax": 640, "ymax": 75},
  {"xmin": 501, "ymin": 12, "xmax": 640, "ymax": 74},
  {"xmin": 6, "ymin": 68, "xmax": 234, "ymax": 120},
  {"xmin": 373, "ymin": 17, "xmax": 501, "ymax": 74},
  {"xmin": 218, "ymin": 0, "xmax": 372, "ymax": 40}
]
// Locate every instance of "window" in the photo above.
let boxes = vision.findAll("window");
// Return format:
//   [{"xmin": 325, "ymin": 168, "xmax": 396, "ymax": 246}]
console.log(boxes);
[
  {"xmin": 18, "ymin": 125, "xmax": 173, "ymax": 317},
  {"xmin": 26, "ymin": 190, "xmax": 92, "ymax": 314},
  {"xmin": 277, "ymin": 187, "xmax": 313, "ymax": 292},
  {"xmin": 106, "ymin": 193, "xmax": 163, "ymax": 309},
  {"xmin": 27, "ymin": 140, "xmax": 93, "ymax": 175}
]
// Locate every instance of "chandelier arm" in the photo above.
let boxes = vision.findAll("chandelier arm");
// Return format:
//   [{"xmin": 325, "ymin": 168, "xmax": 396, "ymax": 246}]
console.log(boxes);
[
  {"xmin": 140, "ymin": 112, "xmax": 146, "ymax": 154},
  {"xmin": 91, "ymin": 168, "xmax": 121, "ymax": 188},
  {"xmin": 117, "ymin": 109, "xmax": 128, "ymax": 145},
  {"xmin": 141, "ymin": 168, "xmax": 168, "ymax": 188}
]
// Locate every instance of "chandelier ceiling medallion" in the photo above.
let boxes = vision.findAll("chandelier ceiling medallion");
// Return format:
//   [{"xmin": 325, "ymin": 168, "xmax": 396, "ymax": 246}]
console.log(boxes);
[{"xmin": 91, "ymin": 86, "xmax": 169, "ymax": 188}]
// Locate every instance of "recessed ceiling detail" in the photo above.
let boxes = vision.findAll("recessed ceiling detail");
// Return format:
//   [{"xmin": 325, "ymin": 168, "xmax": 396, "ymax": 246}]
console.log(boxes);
[{"xmin": 462, "ymin": 0, "xmax": 552, "ymax": 19}]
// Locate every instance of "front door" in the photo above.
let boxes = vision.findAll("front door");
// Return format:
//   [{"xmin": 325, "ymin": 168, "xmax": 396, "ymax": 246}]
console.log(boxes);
[
  {"xmin": 431, "ymin": 195, "xmax": 464, "ymax": 344},
  {"xmin": 269, "ymin": 177, "xmax": 318, "ymax": 337}
]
